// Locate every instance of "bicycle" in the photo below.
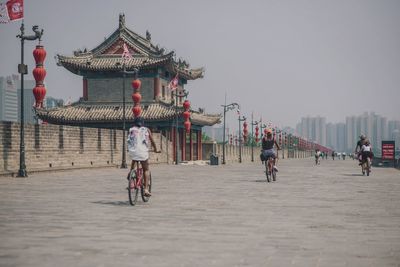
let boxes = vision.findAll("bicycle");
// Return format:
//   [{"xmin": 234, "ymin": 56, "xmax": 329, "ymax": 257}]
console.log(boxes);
[
  {"xmin": 315, "ymin": 155, "xmax": 321, "ymax": 165},
  {"xmin": 127, "ymin": 161, "xmax": 152, "ymax": 206},
  {"xmin": 264, "ymin": 156, "xmax": 276, "ymax": 182},
  {"xmin": 361, "ymin": 157, "xmax": 371, "ymax": 176}
]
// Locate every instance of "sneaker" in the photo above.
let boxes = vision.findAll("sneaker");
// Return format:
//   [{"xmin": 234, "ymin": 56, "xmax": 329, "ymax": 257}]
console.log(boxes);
[{"xmin": 273, "ymin": 166, "xmax": 278, "ymax": 172}]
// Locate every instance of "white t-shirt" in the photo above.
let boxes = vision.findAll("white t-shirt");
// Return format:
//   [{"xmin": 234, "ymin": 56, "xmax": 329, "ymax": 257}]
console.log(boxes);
[
  {"xmin": 361, "ymin": 144, "xmax": 371, "ymax": 152},
  {"xmin": 127, "ymin": 126, "xmax": 150, "ymax": 161}
]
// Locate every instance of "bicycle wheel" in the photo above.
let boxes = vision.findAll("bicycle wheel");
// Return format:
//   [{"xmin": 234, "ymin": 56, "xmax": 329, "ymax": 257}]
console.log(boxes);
[
  {"xmin": 141, "ymin": 171, "xmax": 152, "ymax": 202},
  {"xmin": 128, "ymin": 170, "xmax": 139, "ymax": 206},
  {"xmin": 265, "ymin": 161, "xmax": 271, "ymax": 182}
]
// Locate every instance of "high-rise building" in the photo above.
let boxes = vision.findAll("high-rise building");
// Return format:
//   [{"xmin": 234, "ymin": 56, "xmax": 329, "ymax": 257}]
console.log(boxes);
[
  {"xmin": 0, "ymin": 75, "xmax": 19, "ymax": 122},
  {"xmin": 336, "ymin": 123, "xmax": 346, "ymax": 152},
  {"xmin": 1, "ymin": 75, "xmax": 37, "ymax": 124},
  {"xmin": 346, "ymin": 116, "xmax": 358, "ymax": 151},
  {"xmin": 17, "ymin": 79, "xmax": 37, "ymax": 124},
  {"xmin": 297, "ymin": 116, "xmax": 326, "ymax": 146},
  {"xmin": 326, "ymin": 123, "xmax": 337, "ymax": 149},
  {"xmin": 45, "ymin": 96, "xmax": 64, "ymax": 108}
]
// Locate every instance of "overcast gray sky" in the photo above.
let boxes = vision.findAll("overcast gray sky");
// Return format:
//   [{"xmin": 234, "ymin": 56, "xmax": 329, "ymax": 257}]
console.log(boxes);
[{"xmin": 1, "ymin": 0, "xmax": 399, "ymax": 129}]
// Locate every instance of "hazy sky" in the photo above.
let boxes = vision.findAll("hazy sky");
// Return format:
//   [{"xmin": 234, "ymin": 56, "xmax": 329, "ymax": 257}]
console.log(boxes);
[{"xmin": 1, "ymin": 0, "xmax": 399, "ymax": 129}]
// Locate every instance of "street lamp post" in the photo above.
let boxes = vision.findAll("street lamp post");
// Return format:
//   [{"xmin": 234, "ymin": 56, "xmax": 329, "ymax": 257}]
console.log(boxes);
[
  {"xmin": 250, "ymin": 114, "xmax": 259, "ymax": 162},
  {"xmin": 117, "ymin": 60, "xmax": 138, "ymax": 169},
  {"xmin": 16, "ymin": 23, "xmax": 44, "ymax": 177},
  {"xmin": 282, "ymin": 132, "xmax": 286, "ymax": 159},
  {"xmin": 221, "ymin": 102, "xmax": 239, "ymax": 164},
  {"xmin": 238, "ymin": 115, "xmax": 246, "ymax": 163},
  {"xmin": 171, "ymin": 89, "xmax": 189, "ymax": 165}
]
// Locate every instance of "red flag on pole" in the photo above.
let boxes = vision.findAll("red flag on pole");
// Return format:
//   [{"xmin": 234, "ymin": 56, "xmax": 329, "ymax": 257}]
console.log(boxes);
[
  {"xmin": 121, "ymin": 43, "xmax": 132, "ymax": 60},
  {"xmin": 168, "ymin": 74, "xmax": 179, "ymax": 91},
  {"xmin": 0, "ymin": 0, "xmax": 23, "ymax": 23}
]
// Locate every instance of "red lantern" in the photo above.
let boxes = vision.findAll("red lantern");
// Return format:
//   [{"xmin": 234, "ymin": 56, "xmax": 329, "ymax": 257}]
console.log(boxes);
[
  {"xmin": 183, "ymin": 110, "xmax": 190, "ymax": 120},
  {"xmin": 32, "ymin": 45, "xmax": 47, "ymax": 108},
  {"xmin": 184, "ymin": 120, "xmax": 191, "ymax": 132},
  {"xmin": 33, "ymin": 45, "xmax": 46, "ymax": 65},
  {"xmin": 132, "ymin": 92, "xmax": 141, "ymax": 103},
  {"xmin": 33, "ymin": 67, "xmax": 46, "ymax": 83},
  {"xmin": 183, "ymin": 100, "xmax": 190, "ymax": 110},
  {"xmin": 132, "ymin": 79, "xmax": 141, "ymax": 90},
  {"xmin": 255, "ymin": 125, "xmax": 259, "ymax": 143},
  {"xmin": 132, "ymin": 106, "xmax": 141, "ymax": 117},
  {"xmin": 33, "ymin": 86, "xmax": 46, "ymax": 108}
]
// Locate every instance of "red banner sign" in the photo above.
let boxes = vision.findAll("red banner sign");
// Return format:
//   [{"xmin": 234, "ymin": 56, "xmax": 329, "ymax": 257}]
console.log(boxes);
[{"xmin": 382, "ymin": 141, "xmax": 395, "ymax": 160}]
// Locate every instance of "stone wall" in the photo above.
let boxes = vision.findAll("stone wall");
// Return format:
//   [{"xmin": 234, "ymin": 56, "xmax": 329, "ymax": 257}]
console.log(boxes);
[
  {"xmin": 1, "ymin": 121, "xmax": 315, "ymax": 175},
  {"xmin": 0, "ymin": 121, "xmax": 173, "ymax": 175},
  {"xmin": 202, "ymin": 142, "xmax": 313, "ymax": 163}
]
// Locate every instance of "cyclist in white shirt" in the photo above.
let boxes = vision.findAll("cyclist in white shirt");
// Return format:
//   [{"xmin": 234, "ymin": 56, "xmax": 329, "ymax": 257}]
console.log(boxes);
[
  {"xmin": 127, "ymin": 117, "xmax": 160, "ymax": 197},
  {"xmin": 361, "ymin": 140, "xmax": 373, "ymax": 163}
]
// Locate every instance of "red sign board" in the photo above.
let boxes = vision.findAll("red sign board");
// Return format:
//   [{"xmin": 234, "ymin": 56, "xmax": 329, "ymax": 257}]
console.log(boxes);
[{"xmin": 382, "ymin": 141, "xmax": 395, "ymax": 160}]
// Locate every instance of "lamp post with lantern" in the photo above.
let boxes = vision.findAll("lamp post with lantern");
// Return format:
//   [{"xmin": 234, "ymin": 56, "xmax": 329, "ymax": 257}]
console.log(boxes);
[
  {"xmin": 171, "ymin": 88, "xmax": 189, "ymax": 165},
  {"xmin": 250, "ymin": 114, "xmax": 259, "ymax": 162},
  {"xmin": 17, "ymin": 23, "xmax": 44, "ymax": 177},
  {"xmin": 116, "ymin": 58, "xmax": 139, "ymax": 169},
  {"xmin": 238, "ymin": 115, "xmax": 246, "ymax": 163},
  {"xmin": 221, "ymin": 102, "xmax": 239, "ymax": 164}
]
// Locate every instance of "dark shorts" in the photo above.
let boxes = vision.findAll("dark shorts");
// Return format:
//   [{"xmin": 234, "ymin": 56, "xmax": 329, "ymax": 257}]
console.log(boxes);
[
  {"xmin": 262, "ymin": 149, "xmax": 276, "ymax": 160},
  {"xmin": 362, "ymin": 151, "xmax": 373, "ymax": 161}
]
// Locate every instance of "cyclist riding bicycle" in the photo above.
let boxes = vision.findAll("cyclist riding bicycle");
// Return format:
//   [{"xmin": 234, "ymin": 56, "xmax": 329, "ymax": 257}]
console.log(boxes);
[
  {"xmin": 127, "ymin": 117, "xmax": 160, "ymax": 197},
  {"xmin": 315, "ymin": 149, "xmax": 321, "ymax": 164},
  {"xmin": 361, "ymin": 140, "xmax": 374, "ymax": 164},
  {"xmin": 261, "ymin": 129, "xmax": 281, "ymax": 172},
  {"xmin": 355, "ymin": 134, "xmax": 368, "ymax": 164}
]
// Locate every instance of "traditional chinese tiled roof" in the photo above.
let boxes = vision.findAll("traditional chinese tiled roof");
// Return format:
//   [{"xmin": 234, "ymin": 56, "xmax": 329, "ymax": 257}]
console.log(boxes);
[
  {"xmin": 35, "ymin": 102, "xmax": 221, "ymax": 126},
  {"xmin": 56, "ymin": 14, "xmax": 204, "ymax": 80}
]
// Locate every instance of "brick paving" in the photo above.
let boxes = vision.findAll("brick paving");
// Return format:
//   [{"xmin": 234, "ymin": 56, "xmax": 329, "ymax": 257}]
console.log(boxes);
[{"xmin": 0, "ymin": 158, "xmax": 399, "ymax": 267}]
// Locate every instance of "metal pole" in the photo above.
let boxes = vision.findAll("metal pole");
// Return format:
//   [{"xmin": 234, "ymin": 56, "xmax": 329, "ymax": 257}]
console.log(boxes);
[
  {"xmin": 120, "ymin": 63, "xmax": 127, "ymax": 168},
  {"xmin": 175, "ymin": 91, "xmax": 179, "ymax": 165},
  {"xmin": 238, "ymin": 116, "xmax": 241, "ymax": 163},
  {"xmin": 282, "ymin": 132, "xmax": 285, "ymax": 159},
  {"xmin": 222, "ymin": 106, "xmax": 227, "ymax": 164},
  {"xmin": 18, "ymin": 22, "xmax": 27, "ymax": 177},
  {"xmin": 251, "ymin": 113, "xmax": 254, "ymax": 162},
  {"xmin": 238, "ymin": 115, "xmax": 246, "ymax": 163}
]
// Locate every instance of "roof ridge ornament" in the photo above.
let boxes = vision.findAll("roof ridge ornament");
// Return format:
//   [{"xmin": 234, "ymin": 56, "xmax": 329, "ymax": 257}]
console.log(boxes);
[
  {"xmin": 119, "ymin": 13, "xmax": 125, "ymax": 29},
  {"xmin": 146, "ymin": 30, "xmax": 151, "ymax": 41}
]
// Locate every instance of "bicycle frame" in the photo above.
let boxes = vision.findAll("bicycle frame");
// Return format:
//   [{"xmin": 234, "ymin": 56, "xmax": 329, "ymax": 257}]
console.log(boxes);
[{"xmin": 130, "ymin": 161, "xmax": 143, "ymax": 189}]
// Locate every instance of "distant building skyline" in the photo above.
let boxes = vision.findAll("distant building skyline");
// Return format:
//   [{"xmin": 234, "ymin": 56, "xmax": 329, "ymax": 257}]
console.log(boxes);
[
  {"xmin": 295, "ymin": 112, "xmax": 400, "ymax": 154},
  {"xmin": 1, "ymin": 74, "xmax": 65, "ymax": 124}
]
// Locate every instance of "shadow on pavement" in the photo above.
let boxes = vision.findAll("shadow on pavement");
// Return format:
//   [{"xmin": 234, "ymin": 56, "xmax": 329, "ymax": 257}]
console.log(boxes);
[
  {"xmin": 253, "ymin": 179, "xmax": 269, "ymax": 183},
  {"xmin": 92, "ymin": 200, "xmax": 131, "ymax": 206},
  {"xmin": 342, "ymin": 173, "xmax": 364, "ymax": 177}
]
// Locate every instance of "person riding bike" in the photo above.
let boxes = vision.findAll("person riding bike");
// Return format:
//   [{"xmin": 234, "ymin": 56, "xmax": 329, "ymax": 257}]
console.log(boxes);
[
  {"xmin": 315, "ymin": 149, "xmax": 321, "ymax": 164},
  {"xmin": 127, "ymin": 117, "xmax": 160, "ymax": 197},
  {"xmin": 355, "ymin": 134, "xmax": 368, "ymax": 165},
  {"xmin": 261, "ymin": 129, "xmax": 281, "ymax": 172},
  {"xmin": 361, "ymin": 140, "xmax": 374, "ymax": 167}
]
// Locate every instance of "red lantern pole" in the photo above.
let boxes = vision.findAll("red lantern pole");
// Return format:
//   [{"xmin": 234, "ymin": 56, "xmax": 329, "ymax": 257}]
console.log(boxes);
[
  {"xmin": 32, "ymin": 45, "xmax": 47, "ymax": 108},
  {"xmin": 183, "ymin": 100, "xmax": 191, "ymax": 132},
  {"xmin": 255, "ymin": 125, "xmax": 259, "ymax": 144},
  {"xmin": 243, "ymin": 121, "xmax": 248, "ymax": 144},
  {"xmin": 131, "ymin": 78, "xmax": 142, "ymax": 117}
]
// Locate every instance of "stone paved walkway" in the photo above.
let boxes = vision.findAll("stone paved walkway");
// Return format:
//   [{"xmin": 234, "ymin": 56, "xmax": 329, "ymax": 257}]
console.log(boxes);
[{"xmin": 0, "ymin": 158, "xmax": 399, "ymax": 267}]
